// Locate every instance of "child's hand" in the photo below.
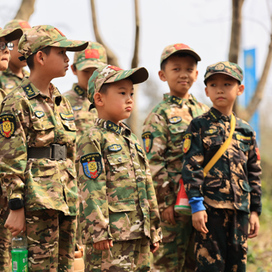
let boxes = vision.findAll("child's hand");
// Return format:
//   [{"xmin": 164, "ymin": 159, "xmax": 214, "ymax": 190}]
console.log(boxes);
[
  {"xmin": 248, "ymin": 211, "xmax": 260, "ymax": 239},
  {"xmin": 4, "ymin": 208, "xmax": 26, "ymax": 236},
  {"xmin": 161, "ymin": 204, "xmax": 176, "ymax": 225},
  {"xmin": 192, "ymin": 210, "xmax": 208, "ymax": 234},
  {"xmin": 150, "ymin": 242, "xmax": 160, "ymax": 253},
  {"xmin": 93, "ymin": 240, "xmax": 113, "ymax": 251}
]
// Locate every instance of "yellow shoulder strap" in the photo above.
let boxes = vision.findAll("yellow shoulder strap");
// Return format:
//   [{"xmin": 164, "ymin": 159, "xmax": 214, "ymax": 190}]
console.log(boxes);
[{"xmin": 203, "ymin": 113, "xmax": 236, "ymax": 177}]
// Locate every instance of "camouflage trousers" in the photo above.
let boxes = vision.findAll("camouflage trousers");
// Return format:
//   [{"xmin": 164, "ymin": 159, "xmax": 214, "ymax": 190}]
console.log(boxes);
[
  {"xmin": 0, "ymin": 190, "xmax": 11, "ymax": 272},
  {"xmin": 152, "ymin": 214, "xmax": 195, "ymax": 272},
  {"xmin": 25, "ymin": 209, "xmax": 76, "ymax": 272},
  {"xmin": 85, "ymin": 236, "xmax": 152, "ymax": 271},
  {"xmin": 195, "ymin": 206, "xmax": 248, "ymax": 272}
]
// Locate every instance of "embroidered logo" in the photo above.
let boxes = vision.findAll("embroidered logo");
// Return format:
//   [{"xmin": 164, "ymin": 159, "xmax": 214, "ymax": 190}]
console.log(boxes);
[
  {"xmin": 0, "ymin": 113, "xmax": 16, "ymax": 138},
  {"xmin": 169, "ymin": 116, "xmax": 182, "ymax": 124},
  {"xmin": 183, "ymin": 134, "xmax": 191, "ymax": 153},
  {"xmin": 142, "ymin": 131, "xmax": 153, "ymax": 153},
  {"xmin": 108, "ymin": 144, "xmax": 122, "ymax": 152},
  {"xmin": 23, "ymin": 84, "xmax": 35, "ymax": 98},
  {"xmin": 34, "ymin": 111, "xmax": 45, "ymax": 118},
  {"xmin": 135, "ymin": 143, "xmax": 143, "ymax": 154},
  {"xmin": 60, "ymin": 112, "xmax": 75, "ymax": 121},
  {"xmin": 81, "ymin": 153, "xmax": 103, "ymax": 179}
]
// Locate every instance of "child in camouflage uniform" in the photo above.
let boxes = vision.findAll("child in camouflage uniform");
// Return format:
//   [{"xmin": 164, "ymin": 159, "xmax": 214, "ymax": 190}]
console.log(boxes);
[
  {"xmin": 0, "ymin": 19, "xmax": 31, "ymax": 95},
  {"xmin": 76, "ymin": 64, "xmax": 162, "ymax": 271},
  {"xmin": 142, "ymin": 43, "xmax": 209, "ymax": 272},
  {"xmin": 63, "ymin": 41, "xmax": 107, "ymax": 138},
  {"xmin": 0, "ymin": 25, "xmax": 88, "ymax": 271},
  {"xmin": 0, "ymin": 25, "xmax": 23, "ymax": 272},
  {"xmin": 182, "ymin": 61, "xmax": 262, "ymax": 272}
]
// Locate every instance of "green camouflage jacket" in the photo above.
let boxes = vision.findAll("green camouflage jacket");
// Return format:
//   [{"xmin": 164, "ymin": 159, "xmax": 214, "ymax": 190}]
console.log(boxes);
[
  {"xmin": 181, "ymin": 107, "xmax": 262, "ymax": 214},
  {"xmin": 0, "ymin": 78, "xmax": 78, "ymax": 216},
  {"xmin": 63, "ymin": 83, "xmax": 97, "ymax": 139},
  {"xmin": 142, "ymin": 93, "xmax": 209, "ymax": 212},
  {"xmin": 0, "ymin": 68, "xmax": 29, "ymax": 100},
  {"xmin": 76, "ymin": 119, "xmax": 162, "ymax": 245}
]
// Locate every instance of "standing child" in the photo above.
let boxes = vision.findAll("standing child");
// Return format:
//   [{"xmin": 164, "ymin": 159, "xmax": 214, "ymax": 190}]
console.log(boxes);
[
  {"xmin": 0, "ymin": 25, "xmax": 88, "ymax": 271},
  {"xmin": 63, "ymin": 41, "xmax": 107, "ymax": 137},
  {"xmin": 182, "ymin": 61, "xmax": 262, "ymax": 272},
  {"xmin": 76, "ymin": 64, "xmax": 162, "ymax": 271},
  {"xmin": 0, "ymin": 19, "xmax": 31, "ymax": 94},
  {"xmin": 0, "ymin": 25, "xmax": 23, "ymax": 272},
  {"xmin": 142, "ymin": 43, "xmax": 209, "ymax": 272}
]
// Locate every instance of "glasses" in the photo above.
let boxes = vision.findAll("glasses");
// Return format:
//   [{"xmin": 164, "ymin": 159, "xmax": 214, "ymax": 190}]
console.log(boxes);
[{"xmin": 0, "ymin": 42, "xmax": 14, "ymax": 51}]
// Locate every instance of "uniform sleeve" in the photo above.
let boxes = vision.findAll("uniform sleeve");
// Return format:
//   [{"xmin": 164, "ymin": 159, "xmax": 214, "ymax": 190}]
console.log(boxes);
[
  {"xmin": 76, "ymin": 132, "xmax": 110, "ymax": 244},
  {"xmin": 0, "ymin": 97, "xmax": 28, "ymax": 202},
  {"xmin": 142, "ymin": 111, "xmax": 173, "ymax": 212},
  {"xmin": 247, "ymin": 134, "xmax": 262, "ymax": 214},
  {"xmin": 181, "ymin": 121, "xmax": 205, "ymax": 199}
]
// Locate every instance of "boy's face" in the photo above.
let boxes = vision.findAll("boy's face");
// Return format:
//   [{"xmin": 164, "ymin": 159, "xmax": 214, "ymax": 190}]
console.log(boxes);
[
  {"xmin": 42, "ymin": 47, "xmax": 69, "ymax": 78},
  {"xmin": 159, "ymin": 55, "xmax": 198, "ymax": 99},
  {"xmin": 205, "ymin": 73, "xmax": 244, "ymax": 115},
  {"xmin": 9, "ymin": 39, "xmax": 27, "ymax": 69},
  {"xmin": 72, "ymin": 66, "xmax": 97, "ymax": 90},
  {"xmin": 95, "ymin": 79, "xmax": 134, "ymax": 124},
  {"xmin": 0, "ymin": 37, "xmax": 10, "ymax": 71}
]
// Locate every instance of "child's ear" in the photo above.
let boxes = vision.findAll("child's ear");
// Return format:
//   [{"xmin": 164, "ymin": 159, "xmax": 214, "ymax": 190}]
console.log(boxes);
[
  {"xmin": 237, "ymin": 84, "xmax": 245, "ymax": 96},
  {"xmin": 71, "ymin": 64, "xmax": 77, "ymax": 75},
  {"xmin": 35, "ymin": 51, "xmax": 45, "ymax": 65},
  {"xmin": 158, "ymin": 70, "xmax": 167, "ymax": 82},
  {"xmin": 94, "ymin": 93, "xmax": 103, "ymax": 107}
]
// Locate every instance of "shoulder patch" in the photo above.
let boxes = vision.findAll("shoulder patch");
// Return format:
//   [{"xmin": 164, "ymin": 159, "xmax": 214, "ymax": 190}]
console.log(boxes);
[
  {"xmin": 0, "ymin": 113, "xmax": 16, "ymax": 138},
  {"xmin": 135, "ymin": 143, "xmax": 143, "ymax": 154},
  {"xmin": 72, "ymin": 106, "xmax": 82, "ymax": 111},
  {"xmin": 80, "ymin": 153, "xmax": 103, "ymax": 179},
  {"xmin": 108, "ymin": 144, "xmax": 122, "ymax": 152},
  {"xmin": 183, "ymin": 133, "xmax": 192, "ymax": 153},
  {"xmin": 35, "ymin": 111, "xmax": 45, "ymax": 118},
  {"xmin": 169, "ymin": 116, "xmax": 182, "ymax": 124},
  {"xmin": 60, "ymin": 112, "xmax": 75, "ymax": 121},
  {"xmin": 74, "ymin": 85, "xmax": 85, "ymax": 96},
  {"xmin": 142, "ymin": 131, "xmax": 153, "ymax": 153},
  {"xmin": 23, "ymin": 84, "xmax": 35, "ymax": 98}
]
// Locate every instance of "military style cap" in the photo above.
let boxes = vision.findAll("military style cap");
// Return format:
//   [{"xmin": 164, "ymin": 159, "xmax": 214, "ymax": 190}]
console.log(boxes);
[
  {"xmin": 88, "ymin": 64, "xmax": 149, "ymax": 104},
  {"xmin": 73, "ymin": 41, "xmax": 107, "ymax": 71},
  {"xmin": 18, "ymin": 25, "xmax": 88, "ymax": 60},
  {"xmin": 4, "ymin": 19, "xmax": 31, "ymax": 31},
  {"xmin": 0, "ymin": 27, "xmax": 23, "ymax": 42},
  {"xmin": 204, "ymin": 61, "xmax": 243, "ymax": 85},
  {"xmin": 160, "ymin": 43, "xmax": 201, "ymax": 64}
]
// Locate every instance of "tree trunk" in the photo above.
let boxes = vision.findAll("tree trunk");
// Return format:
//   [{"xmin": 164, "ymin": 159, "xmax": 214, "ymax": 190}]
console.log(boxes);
[
  {"xmin": 14, "ymin": 0, "xmax": 36, "ymax": 21},
  {"xmin": 90, "ymin": 0, "xmax": 119, "ymax": 67},
  {"xmin": 228, "ymin": 0, "xmax": 244, "ymax": 114}
]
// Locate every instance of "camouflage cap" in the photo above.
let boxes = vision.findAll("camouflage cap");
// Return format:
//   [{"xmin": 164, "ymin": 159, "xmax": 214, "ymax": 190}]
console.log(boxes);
[
  {"xmin": 18, "ymin": 25, "xmax": 88, "ymax": 60},
  {"xmin": 4, "ymin": 19, "xmax": 31, "ymax": 32},
  {"xmin": 160, "ymin": 43, "xmax": 201, "ymax": 64},
  {"xmin": 73, "ymin": 41, "xmax": 107, "ymax": 71},
  {"xmin": 87, "ymin": 64, "xmax": 149, "ymax": 104},
  {"xmin": 204, "ymin": 61, "xmax": 243, "ymax": 85},
  {"xmin": 0, "ymin": 27, "xmax": 23, "ymax": 42}
]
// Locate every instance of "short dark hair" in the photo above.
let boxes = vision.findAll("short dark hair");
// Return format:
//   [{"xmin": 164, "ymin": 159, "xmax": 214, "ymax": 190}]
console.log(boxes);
[
  {"xmin": 160, "ymin": 52, "xmax": 198, "ymax": 70},
  {"xmin": 26, "ymin": 46, "xmax": 52, "ymax": 70}
]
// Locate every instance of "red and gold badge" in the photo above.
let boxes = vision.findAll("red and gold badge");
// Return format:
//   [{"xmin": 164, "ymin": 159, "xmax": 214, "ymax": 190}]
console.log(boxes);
[
  {"xmin": 183, "ymin": 134, "xmax": 191, "ymax": 153},
  {"xmin": 0, "ymin": 114, "xmax": 16, "ymax": 139}
]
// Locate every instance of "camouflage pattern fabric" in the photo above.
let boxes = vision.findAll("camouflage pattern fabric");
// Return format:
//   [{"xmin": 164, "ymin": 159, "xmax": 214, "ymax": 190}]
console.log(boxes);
[
  {"xmin": 64, "ymin": 83, "xmax": 97, "ymax": 139},
  {"xmin": 76, "ymin": 119, "xmax": 162, "ymax": 270},
  {"xmin": 204, "ymin": 61, "xmax": 243, "ymax": 85},
  {"xmin": 18, "ymin": 25, "xmax": 88, "ymax": 60},
  {"xmin": 26, "ymin": 209, "xmax": 76, "ymax": 271},
  {"xmin": 0, "ymin": 68, "xmax": 29, "ymax": 99},
  {"xmin": 0, "ymin": 26, "xmax": 22, "ymax": 42},
  {"xmin": 160, "ymin": 43, "xmax": 201, "ymax": 64},
  {"xmin": 182, "ymin": 107, "xmax": 262, "ymax": 214},
  {"xmin": 0, "ymin": 77, "xmax": 78, "ymax": 215},
  {"xmin": 142, "ymin": 93, "xmax": 209, "ymax": 271},
  {"xmin": 4, "ymin": 19, "xmax": 31, "ymax": 30},
  {"xmin": 194, "ymin": 206, "xmax": 249, "ymax": 272},
  {"xmin": 85, "ymin": 236, "xmax": 152, "ymax": 272},
  {"xmin": 73, "ymin": 41, "xmax": 107, "ymax": 71}
]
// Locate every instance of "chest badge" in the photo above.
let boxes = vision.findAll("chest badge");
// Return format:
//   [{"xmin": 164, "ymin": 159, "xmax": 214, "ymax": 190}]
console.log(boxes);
[
  {"xmin": 80, "ymin": 153, "xmax": 103, "ymax": 179},
  {"xmin": 108, "ymin": 144, "xmax": 122, "ymax": 152}
]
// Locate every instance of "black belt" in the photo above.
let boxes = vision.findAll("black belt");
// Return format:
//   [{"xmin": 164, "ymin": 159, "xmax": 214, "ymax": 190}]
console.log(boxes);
[{"xmin": 28, "ymin": 144, "xmax": 67, "ymax": 160}]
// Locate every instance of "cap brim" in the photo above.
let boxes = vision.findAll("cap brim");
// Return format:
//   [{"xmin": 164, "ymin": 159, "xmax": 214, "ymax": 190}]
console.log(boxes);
[
  {"xmin": 75, "ymin": 60, "xmax": 106, "ymax": 71},
  {"xmin": 50, "ymin": 39, "xmax": 88, "ymax": 52},
  {"xmin": 204, "ymin": 72, "xmax": 241, "ymax": 85},
  {"xmin": 0, "ymin": 28, "xmax": 23, "ymax": 42},
  {"xmin": 175, "ymin": 49, "xmax": 201, "ymax": 61}
]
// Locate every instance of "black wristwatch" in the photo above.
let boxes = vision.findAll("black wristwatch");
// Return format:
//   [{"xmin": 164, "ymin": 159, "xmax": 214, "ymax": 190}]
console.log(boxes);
[{"xmin": 9, "ymin": 198, "xmax": 24, "ymax": 210}]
